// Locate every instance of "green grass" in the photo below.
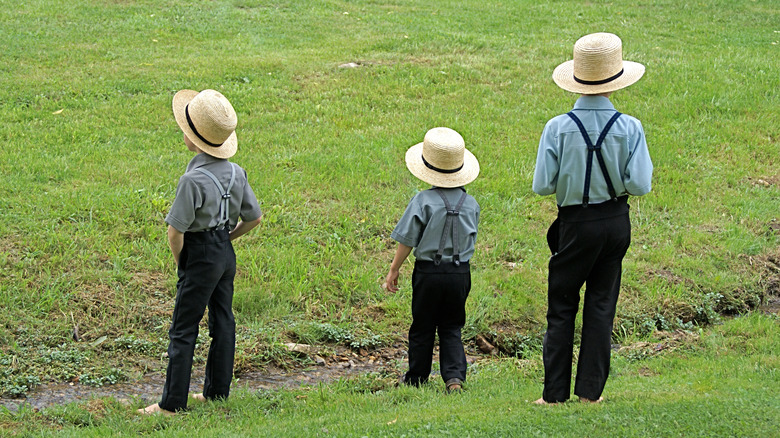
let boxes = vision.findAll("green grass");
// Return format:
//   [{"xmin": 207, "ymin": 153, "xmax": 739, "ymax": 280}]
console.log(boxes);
[{"xmin": 0, "ymin": 0, "xmax": 778, "ymax": 433}]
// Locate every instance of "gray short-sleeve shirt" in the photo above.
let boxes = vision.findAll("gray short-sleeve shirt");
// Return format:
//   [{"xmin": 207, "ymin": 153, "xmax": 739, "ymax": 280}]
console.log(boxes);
[
  {"xmin": 165, "ymin": 153, "xmax": 262, "ymax": 233},
  {"xmin": 391, "ymin": 187, "xmax": 480, "ymax": 263}
]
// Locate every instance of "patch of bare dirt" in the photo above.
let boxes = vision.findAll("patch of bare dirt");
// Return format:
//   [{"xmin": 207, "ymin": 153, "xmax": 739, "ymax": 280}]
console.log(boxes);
[
  {"xmin": 470, "ymin": 322, "xmax": 542, "ymax": 358},
  {"xmin": 64, "ymin": 272, "xmax": 171, "ymax": 341},
  {"xmin": 0, "ymin": 236, "xmax": 26, "ymax": 283},
  {"xmin": 646, "ymin": 268, "xmax": 696, "ymax": 287},
  {"xmin": 616, "ymin": 329, "xmax": 702, "ymax": 361},
  {"xmin": 637, "ymin": 366, "xmax": 659, "ymax": 377},
  {"xmin": 759, "ymin": 296, "xmax": 780, "ymax": 314},
  {"xmin": 747, "ymin": 175, "xmax": 779, "ymax": 188},
  {"xmin": 754, "ymin": 249, "xmax": 780, "ymax": 314}
]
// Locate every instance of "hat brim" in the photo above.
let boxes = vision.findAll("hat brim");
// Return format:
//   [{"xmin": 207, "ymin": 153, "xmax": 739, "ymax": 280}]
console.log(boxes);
[
  {"xmin": 172, "ymin": 89, "xmax": 238, "ymax": 159},
  {"xmin": 405, "ymin": 143, "xmax": 480, "ymax": 188},
  {"xmin": 552, "ymin": 60, "xmax": 645, "ymax": 94}
]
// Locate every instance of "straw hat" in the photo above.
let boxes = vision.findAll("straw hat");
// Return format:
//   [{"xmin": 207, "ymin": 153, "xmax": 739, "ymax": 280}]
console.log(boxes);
[
  {"xmin": 405, "ymin": 127, "xmax": 479, "ymax": 188},
  {"xmin": 172, "ymin": 89, "xmax": 238, "ymax": 159},
  {"xmin": 552, "ymin": 33, "xmax": 645, "ymax": 94}
]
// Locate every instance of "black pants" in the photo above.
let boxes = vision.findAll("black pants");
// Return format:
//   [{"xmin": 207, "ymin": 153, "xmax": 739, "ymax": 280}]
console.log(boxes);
[
  {"xmin": 542, "ymin": 198, "xmax": 631, "ymax": 403},
  {"xmin": 405, "ymin": 261, "xmax": 470, "ymax": 385},
  {"xmin": 159, "ymin": 229, "xmax": 236, "ymax": 411}
]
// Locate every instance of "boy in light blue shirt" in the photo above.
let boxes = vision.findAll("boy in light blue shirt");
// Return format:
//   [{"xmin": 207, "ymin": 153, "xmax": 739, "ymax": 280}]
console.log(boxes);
[
  {"xmin": 383, "ymin": 127, "xmax": 480, "ymax": 393},
  {"xmin": 532, "ymin": 96, "xmax": 653, "ymax": 206},
  {"xmin": 532, "ymin": 33, "xmax": 653, "ymax": 404}
]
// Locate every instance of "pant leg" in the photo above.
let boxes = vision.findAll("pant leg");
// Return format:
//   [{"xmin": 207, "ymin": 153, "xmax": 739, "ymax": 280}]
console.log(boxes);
[
  {"xmin": 203, "ymin": 240, "xmax": 237, "ymax": 400},
  {"xmin": 436, "ymin": 270, "xmax": 470, "ymax": 383},
  {"xmin": 542, "ymin": 220, "xmax": 599, "ymax": 403},
  {"xmin": 574, "ymin": 214, "xmax": 630, "ymax": 400},
  {"xmin": 159, "ymin": 232, "xmax": 228, "ymax": 411},
  {"xmin": 406, "ymin": 267, "xmax": 437, "ymax": 385}
]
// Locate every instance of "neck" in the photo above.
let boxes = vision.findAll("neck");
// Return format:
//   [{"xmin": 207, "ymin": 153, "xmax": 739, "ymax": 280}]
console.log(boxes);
[{"xmin": 583, "ymin": 92, "xmax": 612, "ymax": 98}]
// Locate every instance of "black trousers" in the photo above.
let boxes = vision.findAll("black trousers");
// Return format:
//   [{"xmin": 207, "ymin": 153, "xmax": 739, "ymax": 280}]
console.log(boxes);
[
  {"xmin": 542, "ymin": 198, "xmax": 631, "ymax": 402},
  {"xmin": 405, "ymin": 260, "xmax": 471, "ymax": 385},
  {"xmin": 159, "ymin": 229, "xmax": 236, "ymax": 411}
]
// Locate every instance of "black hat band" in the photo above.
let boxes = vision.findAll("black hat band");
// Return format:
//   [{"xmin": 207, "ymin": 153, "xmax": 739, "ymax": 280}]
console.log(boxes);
[
  {"xmin": 574, "ymin": 68, "xmax": 624, "ymax": 86},
  {"xmin": 185, "ymin": 104, "xmax": 223, "ymax": 148}
]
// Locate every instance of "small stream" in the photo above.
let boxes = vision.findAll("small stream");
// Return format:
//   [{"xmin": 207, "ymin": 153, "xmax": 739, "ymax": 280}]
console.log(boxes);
[{"xmin": 1, "ymin": 363, "xmax": 385, "ymax": 413}]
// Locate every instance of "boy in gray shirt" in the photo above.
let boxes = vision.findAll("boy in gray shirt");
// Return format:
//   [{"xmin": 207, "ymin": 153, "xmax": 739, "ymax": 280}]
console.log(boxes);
[
  {"xmin": 140, "ymin": 89, "xmax": 262, "ymax": 414},
  {"xmin": 383, "ymin": 127, "xmax": 480, "ymax": 392}
]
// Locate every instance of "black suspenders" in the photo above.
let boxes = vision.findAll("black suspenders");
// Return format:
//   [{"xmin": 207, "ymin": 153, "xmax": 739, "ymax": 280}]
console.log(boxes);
[
  {"xmin": 566, "ymin": 111, "xmax": 622, "ymax": 208},
  {"xmin": 433, "ymin": 188, "xmax": 468, "ymax": 266}
]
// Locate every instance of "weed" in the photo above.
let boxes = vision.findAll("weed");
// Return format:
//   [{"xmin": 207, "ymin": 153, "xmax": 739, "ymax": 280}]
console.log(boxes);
[
  {"xmin": 307, "ymin": 322, "xmax": 384, "ymax": 350},
  {"xmin": 0, "ymin": 373, "xmax": 40, "ymax": 398},
  {"xmin": 695, "ymin": 292, "xmax": 724, "ymax": 325},
  {"xmin": 111, "ymin": 335, "xmax": 164, "ymax": 355},
  {"xmin": 77, "ymin": 368, "xmax": 127, "ymax": 387}
]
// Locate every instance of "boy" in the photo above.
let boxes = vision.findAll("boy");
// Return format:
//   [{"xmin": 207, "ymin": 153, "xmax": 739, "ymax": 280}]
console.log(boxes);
[
  {"xmin": 140, "ymin": 89, "xmax": 263, "ymax": 414},
  {"xmin": 383, "ymin": 127, "xmax": 480, "ymax": 392},
  {"xmin": 532, "ymin": 33, "xmax": 653, "ymax": 404}
]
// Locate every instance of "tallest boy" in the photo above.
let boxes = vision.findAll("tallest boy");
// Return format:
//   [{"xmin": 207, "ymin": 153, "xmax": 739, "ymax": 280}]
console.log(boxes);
[
  {"xmin": 141, "ymin": 89, "xmax": 263, "ymax": 414},
  {"xmin": 532, "ymin": 33, "xmax": 653, "ymax": 404}
]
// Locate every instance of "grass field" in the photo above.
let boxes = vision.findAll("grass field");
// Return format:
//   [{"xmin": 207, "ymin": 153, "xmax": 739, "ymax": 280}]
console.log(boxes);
[{"xmin": 0, "ymin": 0, "xmax": 778, "ymax": 435}]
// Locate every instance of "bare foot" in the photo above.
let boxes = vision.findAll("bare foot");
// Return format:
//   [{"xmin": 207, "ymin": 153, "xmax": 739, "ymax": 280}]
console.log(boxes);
[
  {"xmin": 579, "ymin": 396, "xmax": 604, "ymax": 403},
  {"xmin": 192, "ymin": 393, "xmax": 207, "ymax": 402},
  {"xmin": 532, "ymin": 397, "xmax": 566, "ymax": 405},
  {"xmin": 137, "ymin": 403, "xmax": 175, "ymax": 415}
]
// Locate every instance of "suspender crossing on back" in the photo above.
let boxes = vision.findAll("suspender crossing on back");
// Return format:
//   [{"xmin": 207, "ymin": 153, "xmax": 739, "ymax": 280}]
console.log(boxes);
[
  {"xmin": 566, "ymin": 111, "xmax": 622, "ymax": 208},
  {"xmin": 194, "ymin": 163, "xmax": 236, "ymax": 230},
  {"xmin": 433, "ymin": 188, "xmax": 468, "ymax": 266}
]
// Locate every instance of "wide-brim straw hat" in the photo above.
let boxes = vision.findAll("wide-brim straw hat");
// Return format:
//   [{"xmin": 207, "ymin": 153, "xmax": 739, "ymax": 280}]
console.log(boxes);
[
  {"xmin": 553, "ymin": 32, "xmax": 645, "ymax": 94},
  {"xmin": 405, "ymin": 127, "xmax": 479, "ymax": 188},
  {"xmin": 172, "ymin": 89, "xmax": 238, "ymax": 159}
]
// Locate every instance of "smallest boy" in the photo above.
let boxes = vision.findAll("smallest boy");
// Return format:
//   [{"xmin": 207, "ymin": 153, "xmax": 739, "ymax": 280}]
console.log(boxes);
[
  {"xmin": 383, "ymin": 127, "xmax": 480, "ymax": 392},
  {"xmin": 141, "ymin": 89, "xmax": 262, "ymax": 414}
]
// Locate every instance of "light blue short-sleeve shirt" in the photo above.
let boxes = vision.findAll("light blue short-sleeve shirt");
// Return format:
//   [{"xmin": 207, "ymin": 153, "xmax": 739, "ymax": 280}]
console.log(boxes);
[
  {"xmin": 391, "ymin": 188, "xmax": 480, "ymax": 263},
  {"xmin": 532, "ymin": 96, "xmax": 653, "ymax": 207}
]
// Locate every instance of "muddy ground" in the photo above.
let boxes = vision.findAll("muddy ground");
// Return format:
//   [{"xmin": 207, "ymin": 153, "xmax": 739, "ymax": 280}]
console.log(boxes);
[{"xmin": 0, "ymin": 343, "xmax": 480, "ymax": 413}]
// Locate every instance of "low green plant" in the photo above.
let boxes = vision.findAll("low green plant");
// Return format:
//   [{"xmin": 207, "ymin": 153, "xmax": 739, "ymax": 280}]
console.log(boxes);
[
  {"xmin": 77, "ymin": 368, "xmax": 127, "ymax": 387},
  {"xmin": 111, "ymin": 335, "xmax": 164, "ymax": 355},
  {"xmin": 312, "ymin": 322, "xmax": 384, "ymax": 350},
  {"xmin": 0, "ymin": 373, "xmax": 40, "ymax": 398}
]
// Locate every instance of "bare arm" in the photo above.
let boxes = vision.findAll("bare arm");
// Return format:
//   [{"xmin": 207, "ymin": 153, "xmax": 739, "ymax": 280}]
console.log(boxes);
[
  {"xmin": 229, "ymin": 216, "xmax": 262, "ymax": 241},
  {"xmin": 167, "ymin": 225, "xmax": 184, "ymax": 266},
  {"xmin": 382, "ymin": 243, "xmax": 413, "ymax": 292}
]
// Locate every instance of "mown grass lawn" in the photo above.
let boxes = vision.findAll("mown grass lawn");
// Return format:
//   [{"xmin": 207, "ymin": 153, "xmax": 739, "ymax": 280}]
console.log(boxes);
[{"xmin": 0, "ymin": 0, "xmax": 778, "ymax": 434}]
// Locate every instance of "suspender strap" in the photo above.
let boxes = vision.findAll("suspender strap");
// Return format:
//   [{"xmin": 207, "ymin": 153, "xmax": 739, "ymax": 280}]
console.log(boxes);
[
  {"xmin": 195, "ymin": 164, "xmax": 236, "ymax": 230},
  {"xmin": 566, "ymin": 111, "xmax": 622, "ymax": 207},
  {"xmin": 433, "ymin": 188, "xmax": 468, "ymax": 266}
]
